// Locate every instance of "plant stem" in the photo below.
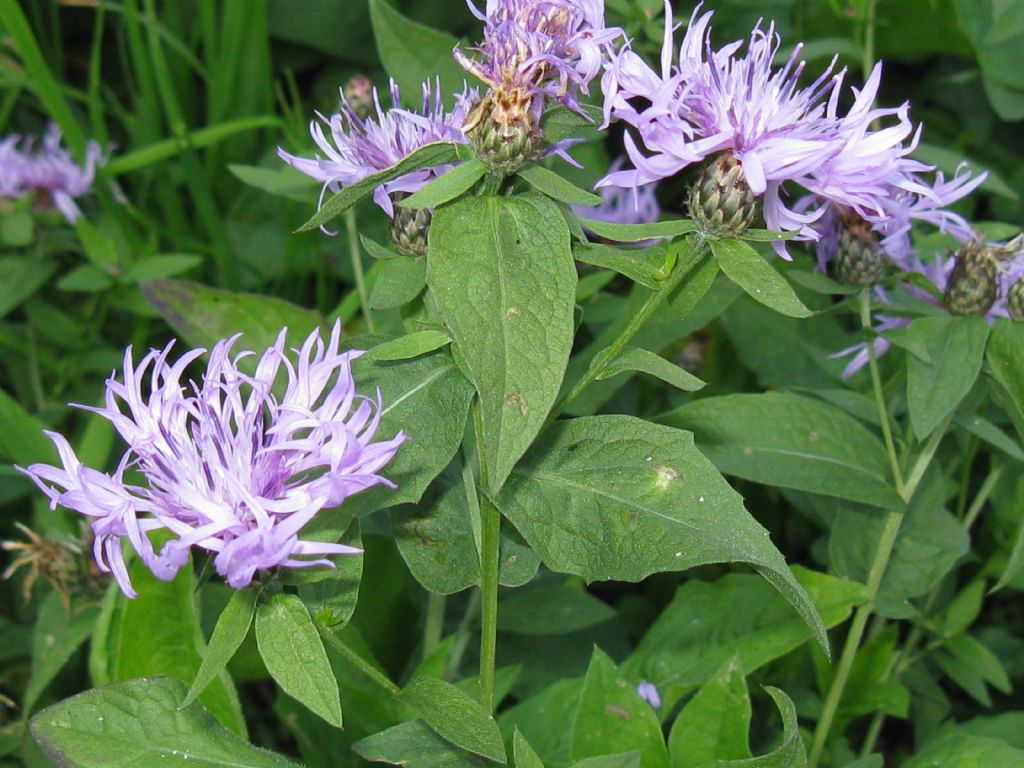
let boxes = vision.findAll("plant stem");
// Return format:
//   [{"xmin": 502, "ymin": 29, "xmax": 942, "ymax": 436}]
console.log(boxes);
[
  {"xmin": 345, "ymin": 208, "xmax": 376, "ymax": 333},
  {"xmin": 860, "ymin": 290, "xmax": 904, "ymax": 495},
  {"xmin": 423, "ymin": 592, "xmax": 446, "ymax": 662},
  {"xmin": 863, "ymin": 0, "xmax": 879, "ymax": 82},
  {"xmin": 808, "ymin": 377, "xmax": 951, "ymax": 766},
  {"xmin": 315, "ymin": 622, "xmax": 400, "ymax": 698},
  {"xmin": 478, "ymin": 492, "xmax": 501, "ymax": 713},
  {"xmin": 546, "ymin": 236, "xmax": 707, "ymax": 429}
]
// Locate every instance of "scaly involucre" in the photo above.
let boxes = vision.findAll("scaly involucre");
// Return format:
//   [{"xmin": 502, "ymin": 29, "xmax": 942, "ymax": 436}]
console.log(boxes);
[
  {"xmin": 19, "ymin": 322, "xmax": 406, "ymax": 597},
  {"xmin": 455, "ymin": 0, "xmax": 623, "ymax": 117},
  {"xmin": 0, "ymin": 123, "xmax": 103, "ymax": 222},
  {"xmin": 278, "ymin": 79, "xmax": 476, "ymax": 219},
  {"xmin": 598, "ymin": 3, "xmax": 921, "ymax": 254}
]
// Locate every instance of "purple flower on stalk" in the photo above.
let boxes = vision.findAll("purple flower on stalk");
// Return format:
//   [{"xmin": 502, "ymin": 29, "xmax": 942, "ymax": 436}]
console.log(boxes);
[
  {"xmin": 598, "ymin": 4, "xmax": 918, "ymax": 253},
  {"xmin": 18, "ymin": 322, "xmax": 406, "ymax": 597},
  {"xmin": 0, "ymin": 124, "xmax": 103, "ymax": 222},
  {"xmin": 455, "ymin": 0, "xmax": 623, "ymax": 118},
  {"xmin": 279, "ymin": 79, "xmax": 475, "ymax": 223}
]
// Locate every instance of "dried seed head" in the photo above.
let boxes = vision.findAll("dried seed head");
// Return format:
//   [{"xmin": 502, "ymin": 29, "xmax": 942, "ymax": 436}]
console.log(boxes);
[{"xmin": 687, "ymin": 152, "xmax": 758, "ymax": 237}]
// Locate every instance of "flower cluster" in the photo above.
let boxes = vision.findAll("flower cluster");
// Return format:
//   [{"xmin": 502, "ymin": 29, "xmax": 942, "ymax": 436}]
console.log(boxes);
[
  {"xmin": 598, "ymin": 4, "xmax": 921, "ymax": 252},
  {"xmin": 18, "ymin": 323, "xmax": 406, "ymax": 597},
  {"xmin": 279, "ymin": 78, "xmax": 475, "ymax": 244},
  {"xmin": 0, "ymin": 123, "xmax": 103, "ymax": 223}
]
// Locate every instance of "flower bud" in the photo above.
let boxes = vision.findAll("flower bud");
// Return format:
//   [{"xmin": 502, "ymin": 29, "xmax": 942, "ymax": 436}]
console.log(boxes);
[
  {"xmin": 1009, "ymin": 279, "xmax": 1024, "ymax": 323},
  {"xmin": 687, "ymin": 152, "xmax": 758, "ymax": 237},
  {"xmin": 833, "ymin": 215, "xmax": 887, "ymax": 287},
  {"xmin": 465, "ymin": 89, "xmax": 541, "ymax": 176},
  {"xmin": 343, "ymin": 75, "xmax": 376, "ymax": 121},
  {"xmin": 944, "ymin": 240, "xmax": 998, "ymax": 317},
  {"xmin": 389, "ymin": 193, "xmax": 431, "ymax": 258}
]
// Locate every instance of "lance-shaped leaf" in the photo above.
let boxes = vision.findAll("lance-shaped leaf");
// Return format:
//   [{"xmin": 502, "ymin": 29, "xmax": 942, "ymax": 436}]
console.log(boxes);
[
  {"xmin": 400, "ymin": 676, "xmax": 507, "ymax": 763},
  {"xmin": 428, "ymin": 194, "xmax": 576, "ymax": 493},
  {"xmin": 712, "ymin": 237, "xmax": 811, "ymax": 318},
  {"xmin": 494, "ymin": 416, "xmax": 827, "ymax": 651},
  {"xmin": 518, "ymin": 165, "xmax": 603, "ymax": 206},
  {"xmin": 575, "ymin": 217, "xmax": 696, "ymax": 243}
]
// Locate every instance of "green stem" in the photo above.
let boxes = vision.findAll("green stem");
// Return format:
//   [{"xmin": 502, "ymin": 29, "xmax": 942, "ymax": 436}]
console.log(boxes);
[
  {"xmin": 863, "ymin": 0, "xmax": 879, "ymax": 82},
  {"xmin": 546, "ymin": 236, "xmax": 707, "ymax": 429},
  {"xmin": 423, "ymin": 592, "xmax": 446, "ymax": 662},
  {"xmin": 474, "ymin": 398, "xmax": 501, "ymax": 712},
  {"xmin": 315, "ymin": 622, "xmax": 400, "ymax": 698},
  {"xmin": 481, "ymin": 170, "xmax": 504, "ymax": 196},
  {"xmin": 860, "ymin": 290, "xmax": 904, "ymax": 495},
  {"xmin": 808, "ymin": 418, "xmax": 951, "ymax": 766},
  {"xmin": 345, "ymin": 208, "xmax": 376, "ymax": 333}
]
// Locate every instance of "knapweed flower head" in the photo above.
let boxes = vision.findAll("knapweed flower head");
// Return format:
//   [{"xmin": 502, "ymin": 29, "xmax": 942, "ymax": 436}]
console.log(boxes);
[
  {"xmin": 18, "ymin": 322, "xmax": 407, "ymax": 597},
  {"xmin": 0, "ymin": 123, "xmax": 102, "ymax": 222},
  {"xmin": 279, "ymin": 79, "xmax": 475, "ymax": 224},
  {"xmin": 599, "ymin": 4, "xmax": 919, "ymax": 252}
]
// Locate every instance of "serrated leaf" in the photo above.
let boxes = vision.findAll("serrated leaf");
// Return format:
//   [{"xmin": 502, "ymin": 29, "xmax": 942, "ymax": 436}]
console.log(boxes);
[
  {"xmin": 255, "ymin": 592, "xmax": 342, "ymax": 727},
  {"xmin": 571, "ymin": 648, "xmax": 670, "ymax": 768},
  {"xmin": 428, "ymin": 194, "xmax": 576, "ymax": 493},
  {"xmin": 30, "ymin": 678, "xmax": 299, "ymax": 768},
  {"xmin": 712, "ymin": 238, "xmax": 811, "ymax": 318},
  {"xmin": 597, "ymin": 347, "xmax": 706, "ymax": 392},
  {"xmin": 400, "ymin": 676, "xmax": 507, "ymax": 763},
  {"xmin": 576, "ymin": 217, "xmax": 695, "ymax": 243},
  {"xmin": 183, "ymin": 588, "xmax": 258, "ymax": 708},
  {"xmin": 518, "ymin": 164, "xmax": 603, "ymax": 205},
  {"xmin": 906, "ymin": 315, "xmax": 990, "ymax": 439},
  {"xmin": 668, "ymin": 656, "xmax": 752, "ymax": 768},
  {"xmin": 400, "ymin": 159, "xmax": 488, "ymax": 209},
  {"xmin": 495, "ymin": 416, "xmax": 827, "ymax": 651},
  {"xmin": 662, "ymin": 392, "xmax": 903, "ymax": 509},
  {"xmin": 368, "ymin": 257, "xmax": 428, "ymax": 310},
  {"xmin": 299, "ymin": 142, "xmax": 469, "ymax": 232}
]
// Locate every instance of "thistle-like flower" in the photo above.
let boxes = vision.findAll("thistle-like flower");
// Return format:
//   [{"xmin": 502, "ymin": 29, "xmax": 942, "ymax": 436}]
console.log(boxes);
[
  {"xmin": 18, "ymin": 322, "xmax": 406, "ymax": 597},
  {"xmin": 456, "ymin": 0, "xmax": 622, "ymax": 173},
  {"xmin": 0, "ymin": 124, "xmax": 103, "ymax": 222},
  {"xmin": 279, "ymin": 79, "xmax": 475, "ymax": 248},
  {"xmin": 598, "ymin": 5, "xmax": 918, "ymax": 252}
]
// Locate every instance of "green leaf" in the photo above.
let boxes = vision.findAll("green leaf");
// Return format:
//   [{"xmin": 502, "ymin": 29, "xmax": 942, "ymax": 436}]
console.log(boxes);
[
  {"xmin": 57, "ymin": 264, "xmax": 115, "ymax": 292},
  {"xmin": 986, "ymin": 320, "xmax": 1024, "ymax": 440},
  {"xmin": 23, "ymin": 594, "xmax": 99, "ymax": 714},
  {"xmin": 905, "ymin": 316, "xmax": 990, "ymax": 439},
  {"xmin": 518, "ymin": 165, "xmax": 603, "ymax": 206},
  {"xmin": 0, "ymin": 257, "xmax": 57, "ymax": 318},
  {"xmin": 993, "ymin": 475, "xmax": 1024, "ymax": 593},
  {"xmin": 299, "ymin": 142, "xmax": 469, "ymax": 232},
  {"xmin": 400, "ymin": 676, "xmax": 507, "ymax": 763},
  {"xmin": 955, "ymin": 412, "xmax": 1024, "ymax": 462},
  {"xmin": 495, "ymin": 416, "xmax": 827, "ymax": 651},
  {"xmin": 0, "ymin": 387, "xmax": 55, "ymax": 466},
  {"xmin": 498, "ymin": 581, "xmax": 616, "ymax": 636},
  {"xmin": 539, "ymin": 105, "xmax": 603, "ymax": 145},
  {"xmin": 934, "ymin": 635, "xmax": 1011, "ymax": 706},
  {"xmin": 109, "ymin": 556, "xmax": 245, "ymax": 736},
  {"xmin": 369, "ymin": 257, "xmax": 428, "ymax": 310},
  {"xmin": 0, "ymin": 210, "xmax": 34, "ymax": 246},
  {"xmin": 291, "ymin": 524, "xmax": 364, "ymax": 627},
  {"xmin": 228, "ymin": 163, "xmax": 317, "ymax": 202},
  {"xmin": 400, "ymin": 159, "xmax": 488, "ymax": 209},
  {"xmin": 142, "ymin": 278, "xmax": 323, "ymax": 354},
  {"xmin": 369, "ymin": 0, "xmax": 468, "ymax": 105},
  {"xmin": 711, "ymin": 238, "xmax": 812, "ymax": 319},
  {"xmin": 121, "ymin": 254, "xmax": 203, "ymax": 283},
  {"xmin": 712, "ymin": 688, "xmax": 806, "ymax": 767},
  {"xmin": 354, "ymin": 720, "xmax": 484, "ymax": 768},
  {"xmin": 621, "ymin": 569, "xmax": 864, "ymax": 700},
  {"xmin": 740, "ymin": 229, "xmax": 798, "ymax": 243},
  {"xmin": 255, "ymin": 592, "xmax": 342, "ymax": 727},
  {"xmin": 668, "ymin": 657, "xmax": 752, "ymax": 768},
  {"xmin": 361, "ymin": 234, "xmax": 402, "ymax": 260},
  {"xmin": 428, "ymin": 194, "xmax": 576, "ymax": 493},
  {"xmin": 573, "ymin": 755, "xmax": 641, "ymax": 768},
  {"xmin": 514, "ymin": 731, "xmax": 545, "ymax": 768},
  {"xmin": 573, "ymin": 242, "xmax": 669, "ymax": 290},
  {"xmin": 576, "ymin": 217, "xmax": 695, "ymax": 243},
  {"xmin": 30, "ymin": 678, "xmax": 299, "ymax": 768},
  {"xmin": 788, "ymin": 270, "xmax": 861, "ymax": 296},
  {"xmin": 368, "ymin": 330, "xmax": 451, "ymax": 361},
  {"xmin": 571, "ymin": 648, "xmax": 670, "ymax": 768},
  {"xmin": 597, "ymin": 347, "xmax": 706, "ymax": 392},
  {"xmin": 904, "ymin": 733, "xmax": 1024, "ymax": 768},
  {"xmin": 662, "ymin": 392, "xmax": 903, "ymax": 509},
  {"xmin": 183, "ymin": 588, "xmax": 258, "ymax": 708}
]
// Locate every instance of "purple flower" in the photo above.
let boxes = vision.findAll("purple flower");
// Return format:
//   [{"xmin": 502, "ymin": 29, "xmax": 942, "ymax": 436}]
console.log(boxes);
[
  {"xmin": 18, "ymin": 322, "xmax": 406, "ymax": 597},
  {"xmin": 598, "ymin": 4, "xmax": 919, "ymax": 255},
  {"xmin": 455, "ymin": 0, "xmax": 623, "ymax": 118},
  {"xmin": 0, "ymin": 124, "xmax": 103, "ymax": 222},
  {"xmin": 279, "ymin": 79, "xmax": 476, "ymax": 224},
  {"xmin": 636, "ymin": 680, "xmax": 661, "ymax": 708}
]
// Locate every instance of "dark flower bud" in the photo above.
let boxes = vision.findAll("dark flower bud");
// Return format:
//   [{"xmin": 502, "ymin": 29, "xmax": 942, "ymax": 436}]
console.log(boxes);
[
  {"xmin": 1008, "ymin": 278, "xmax": 1024, "ymax": 323},
  {"xmin": 389, "ymin": 193, "xmax": 431, "ymax": 258},
  {"xmin": 945, "ymin": 240, "xmax": 999, "ymax": 316},
  {"xmin": 343, "ymin": 75, "xmax": 376, "ymax": 121},
  {"xmin": 833, "ymin": 214, "xmax": 887, "ymax": 287},
  {"xmin": 687, "ymin": 152, "xmax": 758, "ymax": 238}
]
